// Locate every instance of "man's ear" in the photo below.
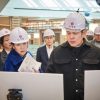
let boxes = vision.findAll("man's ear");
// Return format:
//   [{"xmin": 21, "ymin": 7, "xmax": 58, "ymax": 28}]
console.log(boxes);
[
  {"xmin": 13, "ymin": 46, "xmax": 15, "ymax": 49},
  {"xmin": 53, "ymin": 36, "xmax": 55, "ymax": 42},
  {"xmin": 27, "ymin": 42, "xmax": 29, "ymax": 48}
]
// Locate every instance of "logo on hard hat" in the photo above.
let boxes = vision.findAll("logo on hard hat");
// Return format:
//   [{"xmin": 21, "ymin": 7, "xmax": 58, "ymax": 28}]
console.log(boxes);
[
  {"xmin": 71, "ymin": 22, "xmax": 74, "ymax": 25},
  {"xmin": 19, "ymin": 35, "xmax": 24, "ymax": 40},
  {"xmin": 70, "ymin": 22, "xmax": 75, "ymax": 28},
  {"xmin": 5, "ymin": 31, "xmax": 8, "ymax": 33}
]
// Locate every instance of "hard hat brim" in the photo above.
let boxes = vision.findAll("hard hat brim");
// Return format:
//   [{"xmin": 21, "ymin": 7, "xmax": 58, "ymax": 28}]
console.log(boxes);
[
  {"xmin": 0, "ymin": 33, "xmax": 10, "ymax": 38},
  {"xmin": 66, "ymin": 28, "xmax": 82, "ymax": 32},
  {"xmin": 11, "ymin": 39, "xmax": 29, "ymax": 44},
  {"xmin": 94, "ymin": 33, "xmax": 100, "ymax": 35},
  {"xmin": 43, "ymin": 35, "xmax": 55, "ymax": 38}
]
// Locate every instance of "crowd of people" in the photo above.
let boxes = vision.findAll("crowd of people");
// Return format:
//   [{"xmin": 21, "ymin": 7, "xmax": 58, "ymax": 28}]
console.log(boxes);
[{"xmin": 0, "ymin": 12, "xmax": 100, "ymax": 100}]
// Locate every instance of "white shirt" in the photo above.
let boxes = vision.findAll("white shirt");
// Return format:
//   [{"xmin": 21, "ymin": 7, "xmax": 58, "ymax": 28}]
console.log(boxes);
[
  {"xmin": 46, "ymin": 45, "xmax": 53, "ymax": 58},
  {"xmin": 5, "ymin": 50, "xmax": 10, "ymax": 54}
]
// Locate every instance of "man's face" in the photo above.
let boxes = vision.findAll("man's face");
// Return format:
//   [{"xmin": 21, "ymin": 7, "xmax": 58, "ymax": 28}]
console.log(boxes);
[
  {"xmin": 13, "ymin": 42, "xmax": 28, "ymax": 56},
  {"xmin": 66, "ymin": 31, "xmax": 84, "ymax": 47},
  {"xmin": 94, "ymin": 34, "xmax": 100, "ymax": 42},
  {"xmin": 44, "ymin": 35, "xmax": 54, "ymax": 47},
  {"xmin": 86, "ymin": 35, "xmax": 94, "ymax": 41},
  {"xmin": 3, "ymin": 35, "xmax": 12, "ymax": 50}
]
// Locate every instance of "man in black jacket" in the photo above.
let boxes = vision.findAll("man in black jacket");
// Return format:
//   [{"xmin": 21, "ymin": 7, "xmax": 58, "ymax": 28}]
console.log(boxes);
[
  {"xmin": 46, "ymin": 12, "xmax": 100, "ymax": 100},
  {"xmin": 36, "ymin": 29, "xmax": 55, "ymax": 72}
]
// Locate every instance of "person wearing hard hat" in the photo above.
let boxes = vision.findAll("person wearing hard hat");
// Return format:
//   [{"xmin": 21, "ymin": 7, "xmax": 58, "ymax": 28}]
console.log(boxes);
[
  {"xmin": 46, "ymin": 12, "xmax": 100, "ymax": 100},
  {"xmin": 85, "ymin": 30, "xmax": 94, "ymax": 43},
  {"xmin": 3, "ymin": 27, "xmax": 35, "ymax": 72},
  {"xmin": 91, "ymin": 26, "xmax": 100, "ymax": 48},
  {"xmin": 36, "ymin": 29, "xmax": 55, "ymax": 72},
  {"xmin": 0, "ymin": 28, "xmax": 12, "ymax": 71}
]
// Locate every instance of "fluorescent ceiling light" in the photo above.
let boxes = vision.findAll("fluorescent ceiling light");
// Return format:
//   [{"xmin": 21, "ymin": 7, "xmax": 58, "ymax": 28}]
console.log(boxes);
[
  {"xmin": 41, "ymin": 0, "xmax": 58, "ymax": 7},
  {"xmin": 90, "ymin": 0, "xmax": 100, "ymax": 7},
  {"xmin": 85, "ymin": 1, "xmax": 92, "ymax": 7},
  {"xmin": 54, "ymin": 0, "xmax": 62, "ymax": 8},
  {"xmin": 22, "ymin": 0, "xmax": 33, "ymax": 7},
  {"xmin": 63, "ymin": 1, "xmax": 70, "ymax": 7},
  {"xmin": 28, "ymin": 0, "xmax": 38, "ymax": 7},
  {"xmin": 85, "ymin": 0, "xmax": 99, "ymax": 8},
  {"xmin": 65, "ymin": 0, "xmax": 81, "ymax": 7},
  {"xmin": 22, "ymin": 0, "xmax": 38, "ymax": 8}
]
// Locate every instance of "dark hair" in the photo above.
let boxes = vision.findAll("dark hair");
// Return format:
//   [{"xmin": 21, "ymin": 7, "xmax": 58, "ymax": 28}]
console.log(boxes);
[
  {"xmin": 11, "ymin": 43, "xmax": 14, "ymax": 45},
  {"xmin": 0, "ymin": 36, "xmax": 4, "ymax": 45}
]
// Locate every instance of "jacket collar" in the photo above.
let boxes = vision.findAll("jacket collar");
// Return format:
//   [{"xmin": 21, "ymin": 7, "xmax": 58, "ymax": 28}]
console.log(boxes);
[
  {"xmin": 61, "ymin": 40, "xmax": 91, "ymax": 48},
  {"xmin": 2, "ymin": 49, "xmax": 7, "ymax": 55}
]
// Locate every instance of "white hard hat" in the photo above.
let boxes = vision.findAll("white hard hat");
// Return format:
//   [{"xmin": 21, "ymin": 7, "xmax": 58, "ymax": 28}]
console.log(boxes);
[
  {"xmin": 86, "ymin": 30, "xmax": 94, "ymax": 36},
  {"xmin": 43, "ymin": 29, "xmax": 55, "ymax": 37},
  {"xmin": 10, "ymin": 27, "xmax": 29, "ymax": 43},
  {"xmin": 94, "ymin": 26, "xmax": 100, "ymax": 35},
  {"xmin": 0, "ymin": 28, "xmax": 10, "ymax": 38},
  {"xmin": 63, "ymin": 12, "xmax": 86, "ymax": 32}
]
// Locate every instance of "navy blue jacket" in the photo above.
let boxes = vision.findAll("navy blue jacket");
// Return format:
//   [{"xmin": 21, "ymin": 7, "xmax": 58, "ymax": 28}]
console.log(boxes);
[
  {"xmin": 3, "ymin": 49, "xmax": 28, "ymax": 72},
  {"xmin": 36, "ymin": 45, "xmax": 49, "ymax": 72}
]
